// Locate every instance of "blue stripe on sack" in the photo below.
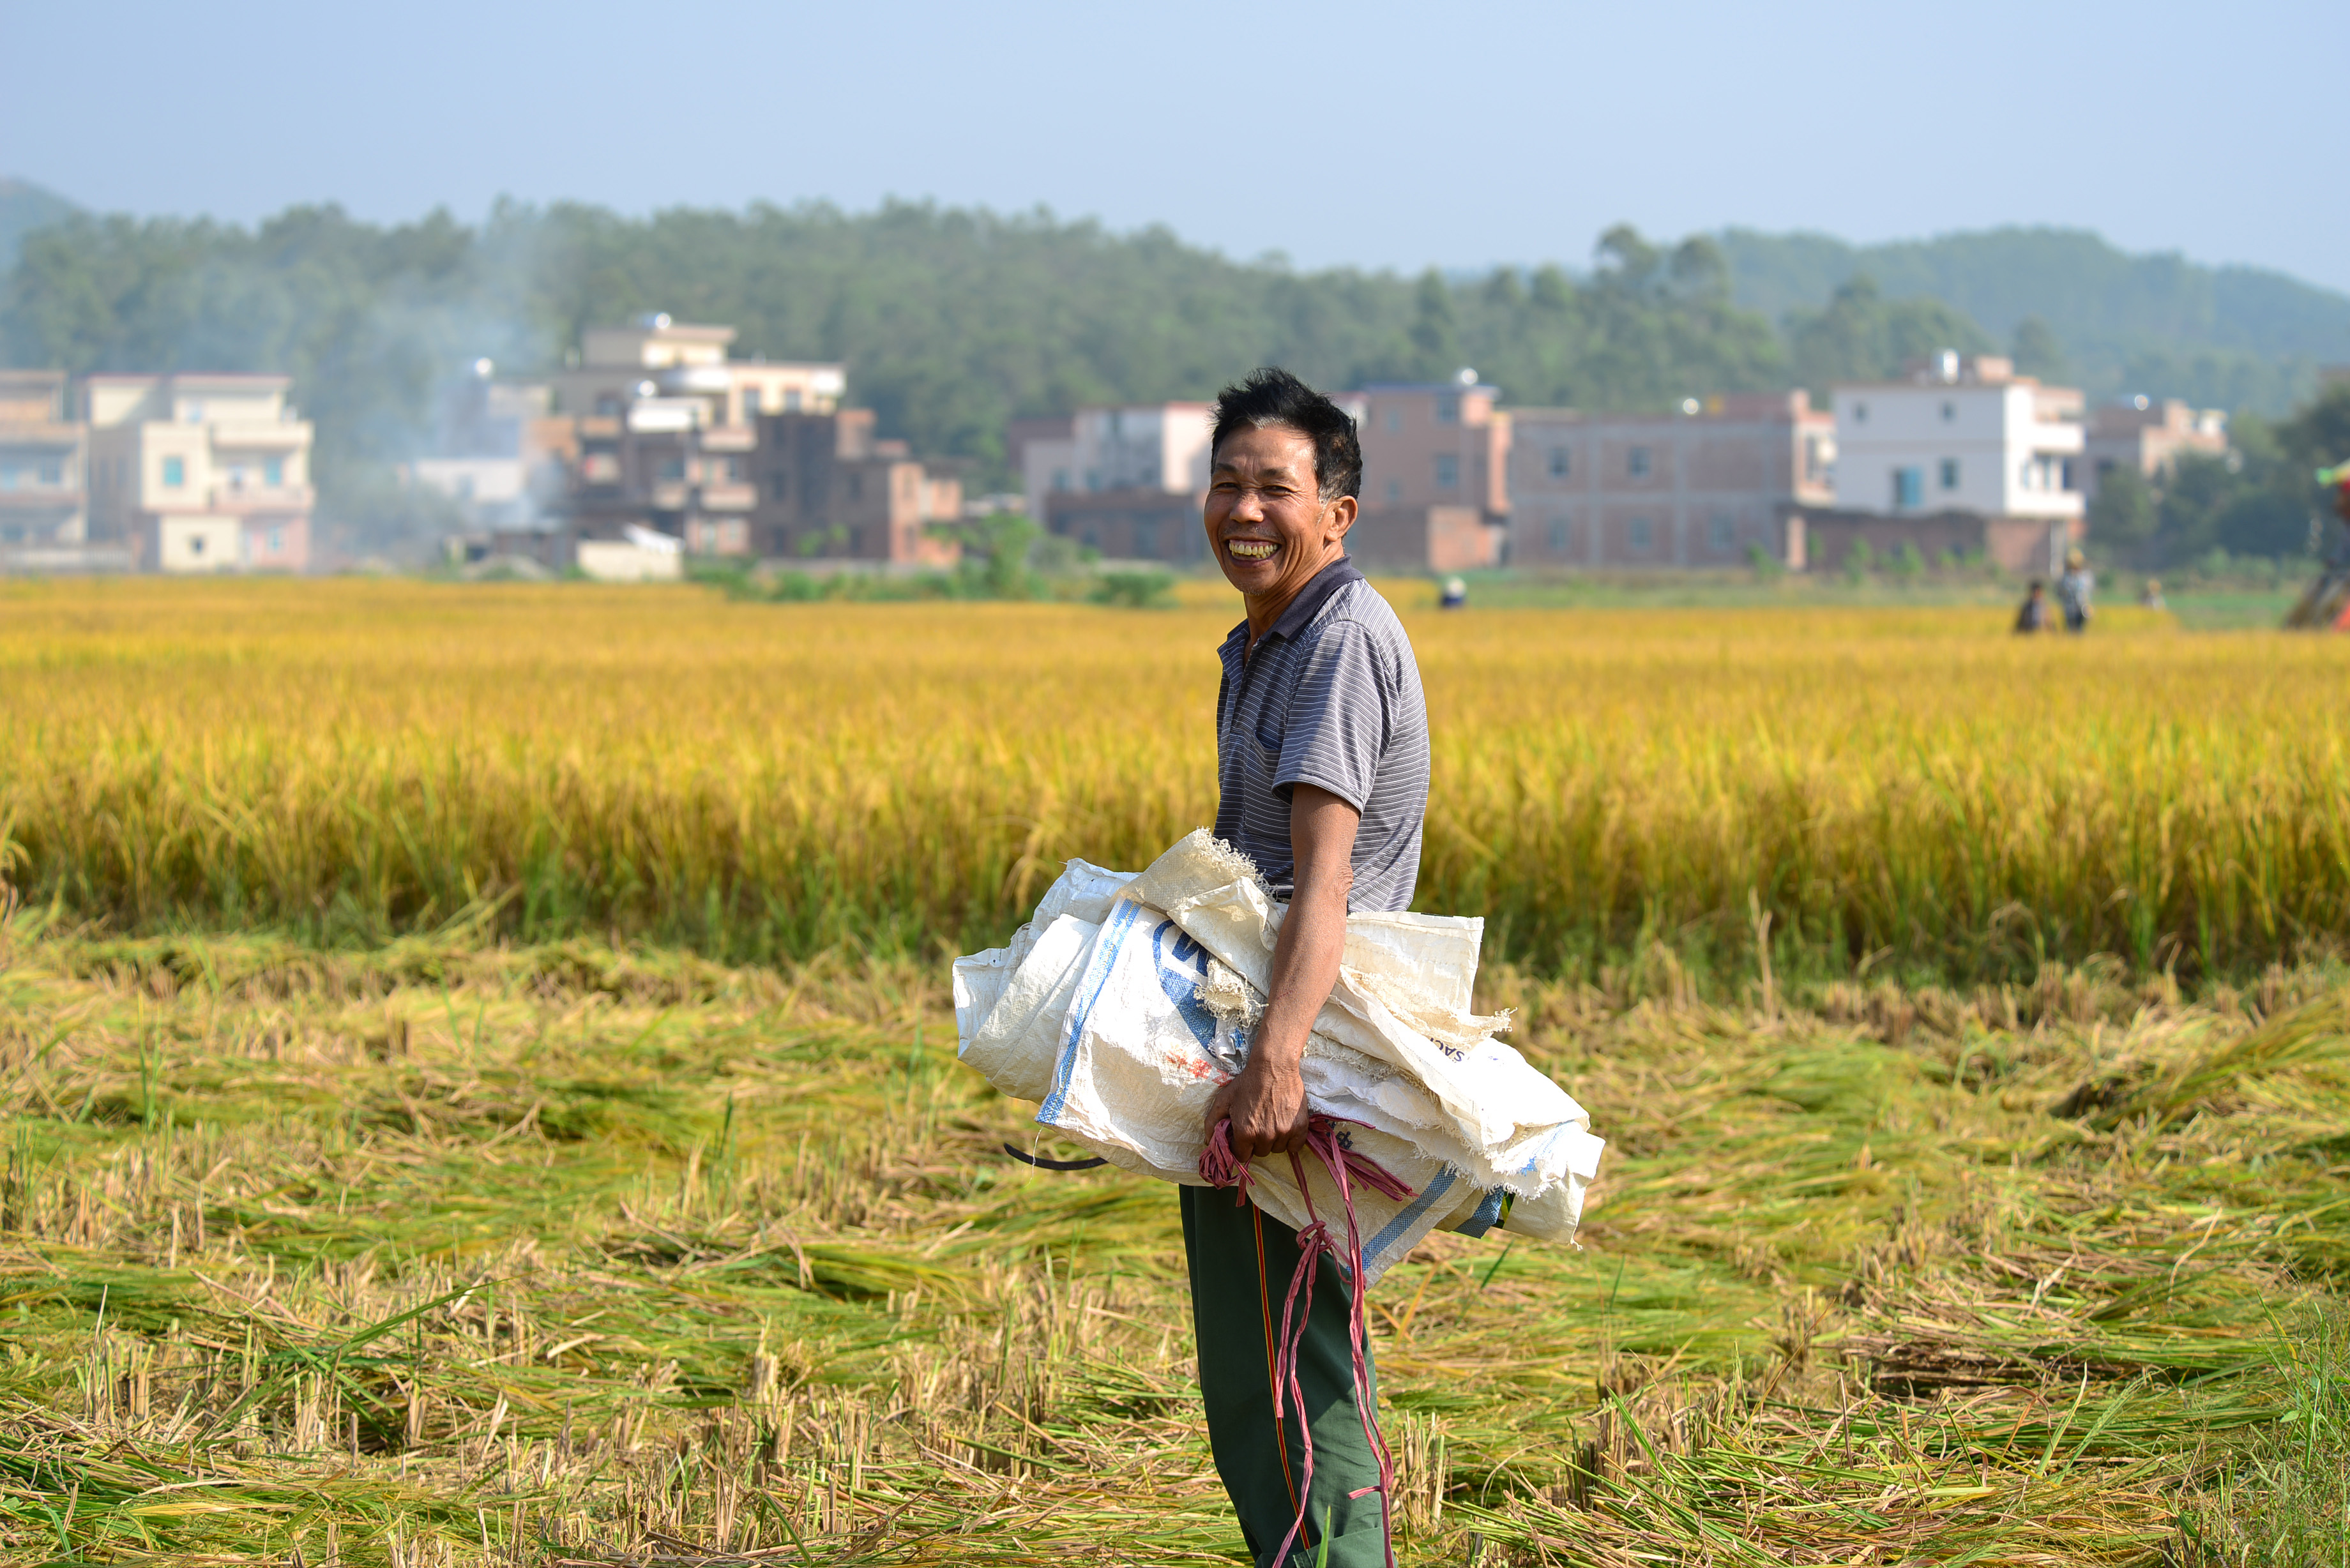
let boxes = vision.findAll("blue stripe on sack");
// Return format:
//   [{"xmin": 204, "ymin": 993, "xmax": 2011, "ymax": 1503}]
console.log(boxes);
[
  {"xmin": 1038, "ymin": 899, "xmax": 1142, "ymax": 1125},
  {"xmin": 1362, "ymin": 1168, "xmax": 1457, "ymax": 1263},
  {"xmin": 1453, "ymin": 1186, "xmax": 1508, "ymax": 1238}
]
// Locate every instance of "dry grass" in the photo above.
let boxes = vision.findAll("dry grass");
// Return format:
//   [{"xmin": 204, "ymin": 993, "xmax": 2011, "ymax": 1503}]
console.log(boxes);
[
  {"xmin": 2, "ymin": 903, "xmax": 2346, "ymax": 1565},
  {"xmin": 3, "ymin": 578, "xmax": 2347, "ymax": 981}
]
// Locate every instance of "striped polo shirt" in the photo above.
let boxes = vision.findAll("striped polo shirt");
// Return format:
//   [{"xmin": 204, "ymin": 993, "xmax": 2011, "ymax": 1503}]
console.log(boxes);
[{"xmin": 1212, "ymin": 559, "xmax": 1430, "ymax": 912}]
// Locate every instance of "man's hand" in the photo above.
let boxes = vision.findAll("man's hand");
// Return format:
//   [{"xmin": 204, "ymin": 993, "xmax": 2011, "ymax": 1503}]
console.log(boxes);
[
  {"xmin": 1201, "ymin": 783, "xmax": 1358, "ymax": 1164},
  {"xmin": 1206, "ymin": 1051, "xmax": 1310, "ymax": 1161}
]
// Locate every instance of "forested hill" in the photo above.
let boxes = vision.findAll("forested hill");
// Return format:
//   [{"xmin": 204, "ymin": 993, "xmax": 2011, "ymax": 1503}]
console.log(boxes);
[
  {"xmin": 0, "ymin": 194, "xmax": 2339, "ymax": 547},
  {"xmin": 0, "ymin": 179, "xmax": 77, "ymax": 273},
  {"xmin": 1718, "ymin": 227, "xmax": 2348, "ymax": 414}
]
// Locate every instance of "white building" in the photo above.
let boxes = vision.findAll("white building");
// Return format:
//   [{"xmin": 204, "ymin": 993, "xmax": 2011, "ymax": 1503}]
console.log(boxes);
[
  {"xmin": 552, "ymin": 315, "xmax": 842, "ymax": 427},
  {"xmin": 84, "ymin": 373, "xmax": 315, "ymax": 573},
  {"xmin": 1831, "ymin": 353, "xmax": 2083, "ymax": 524},
  {"xmin": 1021, "ymin": 402, "xmax": 1213, "ymax": 537}
]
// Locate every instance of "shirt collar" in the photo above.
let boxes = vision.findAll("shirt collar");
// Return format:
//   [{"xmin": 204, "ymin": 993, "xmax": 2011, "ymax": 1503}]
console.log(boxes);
[{"xmin": 1224, "ymin": 555, "xmax": 1363, "ymax": 657}]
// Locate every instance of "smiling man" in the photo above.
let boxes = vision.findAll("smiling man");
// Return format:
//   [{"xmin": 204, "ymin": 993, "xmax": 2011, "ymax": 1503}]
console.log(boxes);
[{"xmin": 1186, "ymin": 368, "xmax": 1429, "ymax": 1568}]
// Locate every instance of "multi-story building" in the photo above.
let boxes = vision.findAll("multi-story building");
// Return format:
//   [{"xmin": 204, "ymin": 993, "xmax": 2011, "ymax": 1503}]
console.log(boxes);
[
  {"xmin": 84, "ymin": 373, "xmax": 315, "ymax": 573},
  {"xmin": 750, "ymin": 408, "xmax": 961, "ymax": 564},
  {"xmin": 1507, "ymin": 392, "xmax": 1835, "ymax": 568},
  {"xmin": 1026, "ymin": 403, "xmax": 1215, "ymax": 562},
  {"xmin": 552, "ymin": 315, "xmax": 955, "ymax": 566},
  {"xmin": 1830, "ymin": 354, "xmax": 2084, "ymax": 527},
  {"xmin": 2082, "ymin": 396, "xmax": 2227, "ymax": 501},
  {"xmin": 552, "ymin": 316, "xmax": 844, "ymax": 427},
  {"xmin": 0, "ymin": 370, "xmax": 96, "ymax": 570},
  {"xmin": 1349, "ymin": 377, "xmax": 1508, "ymax": 572}
]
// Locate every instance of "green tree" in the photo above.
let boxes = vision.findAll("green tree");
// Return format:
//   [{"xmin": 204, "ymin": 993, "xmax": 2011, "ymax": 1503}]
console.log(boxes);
[
  {"xmin": 2088, "ymin": 464, "xmax": 2158, "ymax": 561},
  {"xmin": 1783, "ymin": 274, "xmax": 1996, "ymax": 402},
  {"xmin": 2010, "ymin": 314, "xmax": 2070, "ymax": 382}
]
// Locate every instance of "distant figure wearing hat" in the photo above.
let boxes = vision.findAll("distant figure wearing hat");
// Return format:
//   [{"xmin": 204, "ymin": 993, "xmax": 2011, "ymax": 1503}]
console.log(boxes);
[
  {"xmin": 1439, "ymin": 576, "xmax": 1468, "ymax": 610},
  {"xmin": 2139, "ymin": 578, "xmax": 2166, "ymax": 610},
  {"xmin": 2014, "ymin": 580, "xmax": 2050, "ymax": 633},
  {"xmin": 2058, "ymin": 548, "xmax": 2095, "ymax": 633}
]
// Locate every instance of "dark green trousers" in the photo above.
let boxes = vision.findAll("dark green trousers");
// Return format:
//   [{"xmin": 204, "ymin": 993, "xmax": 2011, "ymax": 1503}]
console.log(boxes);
[{"xmin": 1181, "ymin": 1185, "xmax": 1388, "ymax": 1568}]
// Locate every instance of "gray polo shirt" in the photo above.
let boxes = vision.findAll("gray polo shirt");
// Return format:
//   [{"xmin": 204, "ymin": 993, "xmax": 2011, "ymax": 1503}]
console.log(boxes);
[{"xmin": 1213, "ymin": 559, "xmax": 1430, "ymax": 912}]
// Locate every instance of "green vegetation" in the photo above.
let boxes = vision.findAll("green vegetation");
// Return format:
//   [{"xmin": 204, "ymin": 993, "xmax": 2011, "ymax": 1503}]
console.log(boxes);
[
  {"xmin": 1720, "ymin": 225, "xmax": 2350, "ymax": 412},
  {"xmin": 10, "ymin": 200, "xmax": 2347, "ymax": 564},
  {"xmin": 2088, "ymin": 381, "xmax": 2350, "ymax": 568},
  {"xmin": 3, "ymin": 919, "xmax": 2347, "ymax": 1564}
]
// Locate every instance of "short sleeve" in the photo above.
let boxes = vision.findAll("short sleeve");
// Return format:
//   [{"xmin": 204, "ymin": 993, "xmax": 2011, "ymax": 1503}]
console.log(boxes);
[{"xmin": 1272, "ymin": 619, "xmax": 1389, "ymax": 811}]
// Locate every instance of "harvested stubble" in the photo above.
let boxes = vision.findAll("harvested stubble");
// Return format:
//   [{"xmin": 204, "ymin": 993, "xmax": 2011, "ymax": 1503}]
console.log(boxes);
[
  {"xmin": 3, "ymin": 578, "xmax": 2349, "ymax": 981},
  {"xmin": 1, "ymin": 908, "xmax": 2347, "ymax": 1565}
]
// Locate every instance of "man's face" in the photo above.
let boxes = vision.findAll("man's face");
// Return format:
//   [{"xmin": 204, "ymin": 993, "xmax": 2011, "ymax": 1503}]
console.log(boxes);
[{"xmin": 1203, "ymin": 423, "xmax": 1355, "ymax": 603}]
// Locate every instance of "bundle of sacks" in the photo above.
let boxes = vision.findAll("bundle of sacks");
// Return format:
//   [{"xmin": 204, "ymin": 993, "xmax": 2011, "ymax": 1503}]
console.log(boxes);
[{"xmin": 952, "ymin": 831, "xmax": 1605, "ymax": 1286}]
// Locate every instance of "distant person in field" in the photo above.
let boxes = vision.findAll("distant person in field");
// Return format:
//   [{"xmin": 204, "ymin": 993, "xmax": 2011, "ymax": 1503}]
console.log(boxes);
[
  {"xmin": 1190, "ymin": 366, "xmax": 1429, "ymax": 1568},
  {"xmin": 2139, "ymin": 578, "xmax": 2167, "ymax": 610},
  {"xmin": 2059, "ymin": 548, "xmax": 2095, "ymax": 633},
  {"xmin": 2015, "ymin": 580, "xmax": 2049, "ymax": 633}
]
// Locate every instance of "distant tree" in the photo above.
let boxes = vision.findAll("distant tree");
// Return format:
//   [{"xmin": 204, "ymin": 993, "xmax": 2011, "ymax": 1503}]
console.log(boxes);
[
  {"xmin": 1409, "ymin": 268, "xmax": 1460, "ymax": 380},
  {"xmin": 2010, "ymin": 315, "xmax": 2071, "ymax": 382},
  {"xmin": 1782, "ymin": 274, "xmax": 1996, "ymax": 402},
  {"xmin": 2088, "ymin": 464, "xmax": 2158, "ymax": 561}
]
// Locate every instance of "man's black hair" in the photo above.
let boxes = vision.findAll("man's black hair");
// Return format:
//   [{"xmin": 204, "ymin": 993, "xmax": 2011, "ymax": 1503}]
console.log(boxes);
[{"xmin": 1209, "ymin": 367, "xmax": 1362, "ymax": 502}]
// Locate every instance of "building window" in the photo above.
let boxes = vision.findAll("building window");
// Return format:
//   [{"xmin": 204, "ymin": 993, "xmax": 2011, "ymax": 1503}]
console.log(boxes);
[
  {"xmin": 1135, "ymin": 519, "xmax": 1159, "ymax": 557},
  {"xmin": 264, "ymin": 456, "xmax": 284, "ymax": 486},
  {"xmin": 1894, "ymin": 466, "xmax": 1924, "ymax": 510},
  {"xmin": 182, "ymin": 401, "xmax": 204, "ymax": 425},
  {"xmin": 266, "ymin": 528, "xmax": 284, "ymax": 553},
  {"xmin": 742, "ymin": 388, "xmax": 762, "ymax": 419},
  {"xmin": 784, "ymin": 389, "xmax": 803, "ymax": 412},
  {"xmin": 1628, "ymin": 446, "xmax": 1651, "ymax": 479},
  {"xmin": 1436, "ymin": 396, "xmax": 1460, "ymax": 424},
  {"xmin": 1940, "ymin": 402, "xmax": 1956, "ymax": 423},
  {"xmin": 770, "ymin": 471, "xmax": 791, "ymax": 501},
  {"xmin": 163, "ymin": 456, "xmax": 186, "ymax": 488},
  {"xmin": 1386, "ymin": 478, "xmax": 1402, "ymax": 502},
  {"xmin": 188, "ymin": 532, "xmax": 206, "ymax": 556},
  {"xmin": 659, "ymin": 457, "xmax": 686, "ymax": 482},
  {"xmin": 38, "ymin": 460, "xmax": 62, "ymax": 485},
  {"xmin": 596, "ymin": 394, "xmax": 621, "ymax": 417},
  {"xmin": 1547, "ymin": 517, "xmax": 1568, "ymax": 554},
  {"xmin": 2061, "ymin": 458, "xmax": 2077, "ymax": 490},
  {"xmin": 1939, "ymin": 458, "xmax": 1960, "ymax": 490},
  {"xmin": 1853, "ymin": 402, "xmax": 1869, "ymax": 423},
  {"xmin": 1628, "ymin": 515, "xmax": 1653, "ymax": 552},
  {"xmin": 1707, "ymin": 512, "xmax": 1734, "ymax": 552},
  {"xmin": 1549, "ymin": 447, "xmax": 1570, "ymax": 478},
  {"xmin": 1434, "ymin": 453, "xmax": 1460, "ymax": 489}
]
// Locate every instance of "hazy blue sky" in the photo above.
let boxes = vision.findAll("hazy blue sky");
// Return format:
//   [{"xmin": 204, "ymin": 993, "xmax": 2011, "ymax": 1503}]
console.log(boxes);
[{"xmin": 4, "ymin": 0, "xmax": 2343, "ymax": 291}]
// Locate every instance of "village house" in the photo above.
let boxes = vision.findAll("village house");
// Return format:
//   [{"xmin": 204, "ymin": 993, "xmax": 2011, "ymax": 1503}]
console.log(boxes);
[
  {"xmin": 83, "ymin": 372, "xmax": 315, "ymax": 573},
  {"xmin": 1508, "ymin": 392, "xmax": 1833, "ymax": 568}
]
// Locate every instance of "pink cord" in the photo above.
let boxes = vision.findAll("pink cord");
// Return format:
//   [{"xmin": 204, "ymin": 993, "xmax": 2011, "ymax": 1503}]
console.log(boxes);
[{"xmin": 1199, "ymin": 1115, "xmax": 1406, "ymax": 1568}]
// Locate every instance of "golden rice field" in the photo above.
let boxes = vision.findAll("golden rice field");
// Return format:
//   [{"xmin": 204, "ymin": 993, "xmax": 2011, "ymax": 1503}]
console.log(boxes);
[
  {"xmin": 4, "ymin": 576, "xmax": 2347, "ymax": 984},
  {"xmin": 4, "ymin": 578, "xmax": 2350, "ymax": 1565}
]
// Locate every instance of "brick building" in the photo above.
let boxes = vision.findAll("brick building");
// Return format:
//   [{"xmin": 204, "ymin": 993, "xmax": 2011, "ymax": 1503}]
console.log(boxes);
[
  {"xmin": 1349, "ymin": 378, "xmax": 1508, "ymax": 571},
  {"xmin": 1507, "ymin": 392, "xmax": 1833, "ymax": 568},
  {"xmin": 0, "ymin": 370, "xmax": 98, "ymax": 571},
  {"xmin": 2081, "ymin": 397, "xmax": 2227, "ymax": 501}
]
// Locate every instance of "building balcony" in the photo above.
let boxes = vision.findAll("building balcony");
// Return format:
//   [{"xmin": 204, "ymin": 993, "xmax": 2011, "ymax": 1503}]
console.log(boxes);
[
  {"xmin": 701, "ymin": 425, "xmax": 757, "ymax": 452},
  {"xmin": 0, "ymin": 483, "xmax": 85, "ymax": 507},
  {"xmin": 651, "ymin": 481, "xmax": 690, "ymax": 510},
  {"xmin": 210, "ymin": 419, "xmax": 312, "ymax": 450},
  {"xmin": 207, "ymin": 483, "xmax": 315, "ymax": 513},
  {"xmin": 577, "ymin": 416, "xmax": 623, "ymax": 439},
  {"xmin": 699, "ymin": 481, "xmax": 757, "ymax": 511}
]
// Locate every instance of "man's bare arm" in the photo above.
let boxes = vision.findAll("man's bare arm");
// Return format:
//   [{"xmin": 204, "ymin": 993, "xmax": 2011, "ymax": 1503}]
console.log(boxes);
[{"xmin": 1203, "ymin": 783, "xmax": 1360, "ymax": 1160}]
